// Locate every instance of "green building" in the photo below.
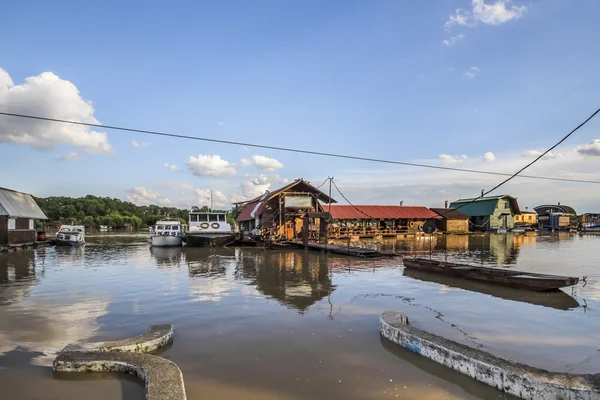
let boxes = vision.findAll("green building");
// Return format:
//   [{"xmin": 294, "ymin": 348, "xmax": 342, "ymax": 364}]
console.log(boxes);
[{"xmin": 449, "ymin": 195, "xmax": 520, "ymax": 232}]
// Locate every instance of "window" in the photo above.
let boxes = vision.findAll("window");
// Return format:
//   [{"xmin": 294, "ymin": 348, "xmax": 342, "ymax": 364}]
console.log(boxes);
[
  {"xmin": 8, "ymin": 218, "xmax": 15, "ymax": 230},
  {"xmin": 198, "ymin": 214, "xmax": 207, "ymax": 221},
  {"xmin": 190, "ymin": 214, "xmax": 198, "ymax": 222},
  {"xmin": 172, "ymin": 226, "xmax": 179, "ymax": 230},
  {"xmin": 157, "ymin": 226, "xmax": 163, "ymax": 230},
  {"xmin": 209, "ymin": 214, "xmax": 218, "ymax": 222},
  {"xmin": 504, "ymin": 201, "xmax": 509, "ymax": 209}
]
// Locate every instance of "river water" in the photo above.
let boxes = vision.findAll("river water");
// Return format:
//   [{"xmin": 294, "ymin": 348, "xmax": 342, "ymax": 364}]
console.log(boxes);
[{"xmin": 0, "ymin": 232, "xmax": 598, "ymax": 399}]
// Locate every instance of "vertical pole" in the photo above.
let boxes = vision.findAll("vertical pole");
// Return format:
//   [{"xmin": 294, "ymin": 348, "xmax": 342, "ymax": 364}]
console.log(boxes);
[{"xmin": 327, "ymin": 177, "xmax": 333, "ymax": 213}]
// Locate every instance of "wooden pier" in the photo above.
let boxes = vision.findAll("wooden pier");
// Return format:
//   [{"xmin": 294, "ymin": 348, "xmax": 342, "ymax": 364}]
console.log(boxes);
[{"xmin": 285, "ymin": 241, "xmax": 398, "ymax": 258}]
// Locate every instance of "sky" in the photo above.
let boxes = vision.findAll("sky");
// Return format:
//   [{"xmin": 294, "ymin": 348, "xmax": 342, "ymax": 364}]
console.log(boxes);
[{"xmin": 1, "ymin": 0, "xmax": 600, "ymax": 212}]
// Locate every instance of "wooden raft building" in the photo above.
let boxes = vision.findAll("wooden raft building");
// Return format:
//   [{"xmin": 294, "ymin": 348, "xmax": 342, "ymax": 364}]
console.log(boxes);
[
  {"xmin": 327, "ymin": 205, "xmax": 440, "ymax": 239},
  {"xmin": 0, "ymin": 187, "xmax": 48, "ymax": 249},
  {"xmin": 235, "ymin": 179, "xmax": 336, "ymax": 241}
]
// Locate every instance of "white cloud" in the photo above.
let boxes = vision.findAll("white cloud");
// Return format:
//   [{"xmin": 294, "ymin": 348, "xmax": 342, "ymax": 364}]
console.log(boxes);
[
  {"xmin": 55, "ymin": 152, "xmax": 79, "ymax": 161},
  {"xmin": 483, "ymin": 151, "xmax": 495, "ymax": 162},
  {"xmin": 241, "ymin": 155, "xmax": 284, "ymax": 171},
  {"xmin": 195, "ymin": 189, "xmax": 230, "ymax": 208},
  {"xmin": 164, "ymin": 162, "xmax": 181, "ymax": 172},
  {"xmin": 463, "ymin": 66, "xmax": 480, "ymax": 78},
  {"xmin": 126, "ymin": 187, "xmax": 175, "ymax": 206},
  {"xmin": 446, "ymin": 0, "xmax": 527, "ymax": 27},
  {"xmin": 132, "ymin": 140, "xmax": 150, "ymax": 148},
  {"xmin": 440, "ymin": 154, "xmax": 467, "ymax": 165},
  {"xmin": 188, "ymin": 154, "xmax": 237, "ymax": 177},
  {"xmin": 218, "ymin": 121, "xmax": 225, "ymax": 126},
  {"xmin": 442, "ymin": 33, "xmax": 465, "ymax": 46},
  {"xmin": 522, "ymin": 150, "xmax": 557, "ymax": 160},
  {"xmin": 576, "ymin": 139, "xmax": 600, "ymax": 156},
  {"xmin": 0, "ymin": 67, "xmax": 112, "ymax": 153},
  {"xmin": 239, "ymin": 174, "xmax": 290, "ymax": 200}
]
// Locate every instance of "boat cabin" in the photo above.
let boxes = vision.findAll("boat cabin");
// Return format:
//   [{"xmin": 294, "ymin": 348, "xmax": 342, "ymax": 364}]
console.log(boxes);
[
  {"xmin": 153, "ymin": 218, "xmax": 182, "ymax": 236},
  {"xmin": 189, "ymin": 211, "xmax": 231, "ymax": 233}
]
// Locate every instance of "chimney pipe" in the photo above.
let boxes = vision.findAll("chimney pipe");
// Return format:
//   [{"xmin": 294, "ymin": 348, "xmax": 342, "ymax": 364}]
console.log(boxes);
[
  {"xmin": 481, "ymin": 189, "xmax": 484, "ymax": 198},
  {"xmin": 445, "ymin": 200, "xmax": 448, "ymax": 209},
  {"xmin": 400, "ymin": 201, "xmax": 404, "ymax": 206}
]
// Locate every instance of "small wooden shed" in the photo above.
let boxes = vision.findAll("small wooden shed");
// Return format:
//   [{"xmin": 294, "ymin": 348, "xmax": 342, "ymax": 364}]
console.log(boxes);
[
  {"xmin": 430, "ymin": 208, "xmax": 470, "ymax": 234},
  {"xmin": 0, "ymin": 188, "xmax": 48, "ymax": 246}
]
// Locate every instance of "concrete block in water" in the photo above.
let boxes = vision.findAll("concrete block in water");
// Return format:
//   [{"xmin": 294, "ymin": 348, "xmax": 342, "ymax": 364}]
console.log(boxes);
[
  {"xmin": 53, "ymin": 324, "xmax": 186, "ymax": 400},
  {"xmin": 380, "ymin": 311, "xmax": 600, "ymax": 400}
]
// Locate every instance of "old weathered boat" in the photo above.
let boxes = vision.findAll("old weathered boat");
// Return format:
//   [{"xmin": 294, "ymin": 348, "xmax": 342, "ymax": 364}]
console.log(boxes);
[
  {"xmin": 185, "ymin": 210, "xmax": 234, "ymax": 247},
  {"xmin": 402, "ymin": 258, "xmax": 579, "ymax": 291}
]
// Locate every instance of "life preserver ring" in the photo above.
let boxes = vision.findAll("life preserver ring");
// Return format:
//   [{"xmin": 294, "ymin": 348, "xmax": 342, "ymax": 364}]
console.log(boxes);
[
  {"xmin": 418, "ymin": 224, "xmax": 423, "ymax": 231},
  {"xmin": 409, "ymin": 221, "xmax": 415, "ymax": 228},
  {"xmin": 211, "ymin": 222, "xmax": 220, "ymax": 229},
  {"xmin": 200, "ymin": 222, "xmax": 209, "ymax": 229}
]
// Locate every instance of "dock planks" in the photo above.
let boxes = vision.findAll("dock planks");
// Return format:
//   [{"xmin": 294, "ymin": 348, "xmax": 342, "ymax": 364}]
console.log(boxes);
[{"xmin": 285, "ymin": 241, "xmax": 398, "ymax": 258}]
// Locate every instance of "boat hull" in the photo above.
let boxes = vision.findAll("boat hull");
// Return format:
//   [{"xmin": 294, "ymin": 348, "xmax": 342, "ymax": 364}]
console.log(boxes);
[
  {"xmin": 185, "ymin": 233, "xmax": 235, "ymax": 247},
  {"xmin": 402, "ymin": 258, "xmax": 579, "ymax": 291},
  {"xmin": 151, "ymin": 235, "xmax": 183, "ymax": 247},
  {"xmin": 55, "ymin": 239, "xmax": 84, "ymax": 247}
]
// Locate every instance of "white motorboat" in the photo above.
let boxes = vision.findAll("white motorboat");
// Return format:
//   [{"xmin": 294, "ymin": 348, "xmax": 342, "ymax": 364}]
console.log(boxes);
[
  {"xmin": 185, "ymin": 210, "xmax": 234, "ymax": 247},
  {"xmin": 99, "ymin": 225, "xmax": 109, "ymax": 232},
  {"xmin": 150, "ymin": 218, "xmax": 183, "ymax": 247},
  {"xmin": 55, "ymin": 225, "xmax": 86, "ymax": 246}
]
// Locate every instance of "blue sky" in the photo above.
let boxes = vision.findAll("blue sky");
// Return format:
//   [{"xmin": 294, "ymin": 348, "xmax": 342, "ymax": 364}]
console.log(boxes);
[{"xmin": 1, "ymin": 0, "xmax": 600, "ymax": 211}]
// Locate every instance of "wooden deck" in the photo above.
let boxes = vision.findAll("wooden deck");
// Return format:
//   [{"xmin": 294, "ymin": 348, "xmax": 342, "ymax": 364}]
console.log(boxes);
[{"xmin": 285, "ymin": 241, "xmax": 398, "ymax": 258}]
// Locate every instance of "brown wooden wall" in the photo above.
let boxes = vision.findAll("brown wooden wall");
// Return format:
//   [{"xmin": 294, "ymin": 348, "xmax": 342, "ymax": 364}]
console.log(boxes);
[
  {"xmin": 8, "ymin": 230, "xmax": 36, "ymax": 245},
  {"xmin": 446, "ymin": 219, "xmax": 469, "ymax": 233},
  {"xmin": 0, "ymin": 216, "xmax": 7, "ymax": 245}
]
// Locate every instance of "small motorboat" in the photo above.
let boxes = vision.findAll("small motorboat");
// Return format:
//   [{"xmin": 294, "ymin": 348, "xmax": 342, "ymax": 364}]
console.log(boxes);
[
  {"xmin": 150, "ymin": 218, "xmax": 183, "ymax": 247},
  {"xmin": 55, "ymin": 225, "xmax": 86, "ymax": 246},
  {"xmin": 402, "ymin": 258, "xmax": 579, "ymax": 291}
]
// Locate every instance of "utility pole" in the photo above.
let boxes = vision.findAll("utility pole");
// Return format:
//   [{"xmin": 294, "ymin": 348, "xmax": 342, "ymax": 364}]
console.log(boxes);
[{"xmin": 328, "ymin": 177, "xmax": 333, "ymax": 213}]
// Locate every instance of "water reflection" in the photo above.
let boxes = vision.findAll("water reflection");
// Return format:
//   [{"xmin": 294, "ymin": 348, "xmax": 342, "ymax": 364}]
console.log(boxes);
[
  {"xmin": 239, "ymin": 251, "xmax": 334, "ymax": 312},
  {"xmin": 150, "ymin": 247, "xmax": 183, "ymax": 267},
  {"xmin": 402, "ymin": 268, "xmax": 580, "ymax": 310}
]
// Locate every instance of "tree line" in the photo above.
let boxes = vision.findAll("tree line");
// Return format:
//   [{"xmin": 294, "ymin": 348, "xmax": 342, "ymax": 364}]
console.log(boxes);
[{"xmin": 34, "ymin": 195, "xmax": 234, "ymax": 229}]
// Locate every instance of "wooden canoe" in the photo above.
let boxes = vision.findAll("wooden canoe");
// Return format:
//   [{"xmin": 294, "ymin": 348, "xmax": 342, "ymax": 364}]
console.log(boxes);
[{"xmin": 402, "ymin": 258, "xmax": 579, "ymax": 291}]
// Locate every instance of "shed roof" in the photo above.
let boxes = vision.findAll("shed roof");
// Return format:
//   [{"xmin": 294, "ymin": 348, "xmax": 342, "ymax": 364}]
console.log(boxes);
[
  {"xmin": 328, "ymin": 205, "xmax": 440, "ymax": 220},
  {"xmin": 430, "ymin": 208, "xmax": 470, "ymax": 220},
  {"xmin": 0, "ymin": 188, "xmax": 48, "ymax": 220},
  {"xmin": 449, "ymin": 195, "xmax": 520, "ymax": 217},
  {"xmin": 533, "ymin": 204, "xmax": 577, "ymax": 216},
  {"xmin": 236, "ymin": 179, "xmax": 336, "ymax": 222}
]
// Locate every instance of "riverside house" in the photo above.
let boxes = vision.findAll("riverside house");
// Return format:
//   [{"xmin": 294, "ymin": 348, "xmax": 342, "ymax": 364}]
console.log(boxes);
[
  {"xmin": 0, "ymin": 187, "xmax": 48, "ymax": 246},
  {"xmin": 449, "ymin": 195, "xmax": 520, "ymax": 232}
]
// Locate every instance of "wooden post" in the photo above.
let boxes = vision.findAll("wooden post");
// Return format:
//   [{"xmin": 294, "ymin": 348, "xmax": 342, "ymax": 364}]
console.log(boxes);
[
  {"xmin": 302, "ymin": 214, "xmax": 309, "ymax": 247},
  {"xmin": 319, "ymin": 217, "xmax": 328, "ymax": 244}
]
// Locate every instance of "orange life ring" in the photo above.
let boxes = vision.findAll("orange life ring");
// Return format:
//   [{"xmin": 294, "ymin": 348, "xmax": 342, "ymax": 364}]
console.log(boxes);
[
  {"xmin": 418, "ymin": 224, "xmax": 423, "ymax": 231},
  {"xmin": 409, "ymin": 221, "xmax": 415, "ymax": 228},
  {"xmin": 200, "ymin": 222, "xmax": 209, "ymax": 229},
  {"xmin": 211, "ymin": 222, "xmax": 220, "ymax": 229}
]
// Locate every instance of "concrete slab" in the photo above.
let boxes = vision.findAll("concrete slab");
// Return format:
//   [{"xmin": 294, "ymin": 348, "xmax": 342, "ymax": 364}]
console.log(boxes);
[
  {"xmin": 380, "ymin": 310, "xmax": 600, "ymax": 400},
  {"xmin": 62, "ymin": 324, "xmax": 173, "ymax": 353}
]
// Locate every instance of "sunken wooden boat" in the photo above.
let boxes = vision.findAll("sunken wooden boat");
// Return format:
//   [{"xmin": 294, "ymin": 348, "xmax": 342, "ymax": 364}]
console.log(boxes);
[{"xmin": 402, "ymin": 258, "xmax": 579, "ymax": 291}]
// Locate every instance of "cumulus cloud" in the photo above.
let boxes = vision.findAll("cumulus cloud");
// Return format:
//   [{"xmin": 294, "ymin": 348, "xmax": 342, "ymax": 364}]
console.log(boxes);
[
  {"xmin": 164, "ymin": 162, "xmax": 181, "ymax": 172},
  {"xmin": 446, "ymin": 0, "xmax": 527, "ymax": 27},
  {"xmin": 483, "ymin": 151, "xmax": 495, "ymax": 162},
  {"xmin": 241, "ymin": 155, "xmax": 284, "ymax": 171},
  {"xmin": 440, "ymin": 154, "xmax": 467, "ymax": 165},
  {"xmin": 55, "ymin": 152, "xmax": 79, "ymax": 161},
  {"xmin": 576, "ymin": 139, "xmax": 600, "ymax": 156},
  {"xmin": 463, "ymin": 66, "xmax": 480, "ymax": 78},
  {"xmin": 238, "ymin": 174, "xmax": 290, "ymax": 200},
  {"xmin": 442, "ymin": 34, "xmax": 465, "ymax": 46},
  {"xmin": 188, "ymin": 154, "xmax": 237, "ymax": 177},
  {"xmin": 126, "ymin": 187, "xmax": 175, "ymax": 206},
  {"xmin": 195, "ymin": 189, "xmax": 230, "ymax": 208},
  {"xmin": 0, "ymin": 67, "xmax": 112, "ymax": 153},
  {"xmin": 132, "ymin": 140, "xmax": 150, "ymax": 148},
  {"xmin": 522, "ymin": 150, "xmax": 557, "ymax": 160}
]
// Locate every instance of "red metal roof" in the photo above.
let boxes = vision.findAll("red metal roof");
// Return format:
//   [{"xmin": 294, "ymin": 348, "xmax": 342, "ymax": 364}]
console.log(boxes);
[
  {"xmin": 327, "ymin": 205, "xmax": 440, "ymax": 220},
  {"xmin": 236, "ymin": 200, "xmax": 261, "ymax": 222}
]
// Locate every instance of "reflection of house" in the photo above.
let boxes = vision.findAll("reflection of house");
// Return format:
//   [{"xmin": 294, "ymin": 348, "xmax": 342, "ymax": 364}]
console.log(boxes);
[
  {"xmin": 514, "ymin": 211, "xmax": 538, "ymax": 227},
  {"xmin": 0, "ymin": 188, "xmax": 48, "ymax": 246},
  {"xmin": 430, "ymin": 208, "xmax": 469, "ymax": 233},
  {"xmin": 327, "ymin": 205, "xmax": 440, "ymax": 237},
  {"xmin": 235, "ymin": 179, "xmax": 336, "ymax": 240},
  {"xmin": 449, "ymin": 195, "xmax": 520, "ymax": 232},
  {"xmin": 534, "ymin": 204, "xmax": 577, "ymax": 230}
]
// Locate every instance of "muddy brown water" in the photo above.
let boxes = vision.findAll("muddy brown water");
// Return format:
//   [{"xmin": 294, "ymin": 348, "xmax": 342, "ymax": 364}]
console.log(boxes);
[{"xmin": 0, "ymin": 232, "xmax": 598, "ymax": 399}]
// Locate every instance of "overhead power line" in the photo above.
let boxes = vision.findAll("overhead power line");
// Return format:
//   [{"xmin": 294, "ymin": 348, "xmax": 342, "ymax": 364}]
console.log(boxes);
[
  {"xmin": 1, "ymin": 111, "xmax": 599, "ymax": 184},
  {"xmin": 440, "ymin": 107, "xmax": 600, "ymax": 217}
]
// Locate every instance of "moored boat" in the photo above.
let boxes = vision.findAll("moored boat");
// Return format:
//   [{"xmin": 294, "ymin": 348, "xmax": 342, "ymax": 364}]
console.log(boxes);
[
  {"xmin": 150, "ymin": 218, "xmax": 183, "ymax": 247},
  {"xmin": 402, "ymin": 258, "xmax": 579, "ymax": 291},
  {"xmin": 185, "ymin": 210, "xmax": 234, "ymax": 247},
  {"xmin": 55, "ymin": 225, "xmax": 86, "ymax": 246}
]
